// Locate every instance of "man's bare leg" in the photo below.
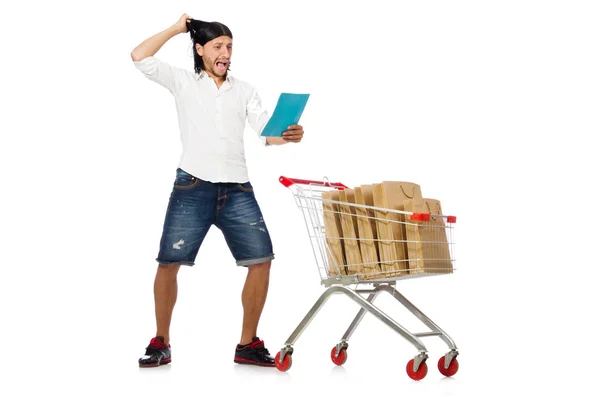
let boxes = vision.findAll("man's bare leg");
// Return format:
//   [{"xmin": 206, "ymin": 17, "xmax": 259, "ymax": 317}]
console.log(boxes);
[
  {"xmin": 240, "ymin": 261, "xmax": 271, "ymax": 345},
  {"xmin": 155, "ymin": 264, "xmax": 181, "ymax": 345}
]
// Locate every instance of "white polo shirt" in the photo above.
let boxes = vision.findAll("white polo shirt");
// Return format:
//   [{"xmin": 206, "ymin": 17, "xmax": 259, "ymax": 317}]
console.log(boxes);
[{"xmin": 133, "ymin": 56, "xmax": 270, "ymax": 183}]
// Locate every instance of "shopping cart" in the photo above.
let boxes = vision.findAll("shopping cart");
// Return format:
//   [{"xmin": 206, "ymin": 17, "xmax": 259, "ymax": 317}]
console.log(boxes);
[{"xmin": 274, "ymin": 176, "xmax": 459, "ymax": 380}]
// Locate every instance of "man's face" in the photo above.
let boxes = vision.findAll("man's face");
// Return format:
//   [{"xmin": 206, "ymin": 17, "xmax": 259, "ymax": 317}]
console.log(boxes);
[{"xmin": 196, "ymin": 35, "xmax": 232, "ymax": 78}]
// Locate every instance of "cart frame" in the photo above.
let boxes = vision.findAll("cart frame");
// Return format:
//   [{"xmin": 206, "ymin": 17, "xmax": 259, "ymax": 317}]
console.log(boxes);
[{"xmin": 275, "ymin": 176, "xmax": 460, "ymax": 380}]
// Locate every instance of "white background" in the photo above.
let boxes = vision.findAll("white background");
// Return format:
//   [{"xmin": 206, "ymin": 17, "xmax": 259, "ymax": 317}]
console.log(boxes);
[{"xmin": 1, "ymin": 0, "xmax": 599, "ymax": 396}]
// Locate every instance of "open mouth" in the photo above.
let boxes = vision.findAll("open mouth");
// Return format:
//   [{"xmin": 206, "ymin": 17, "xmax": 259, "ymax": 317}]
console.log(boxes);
[{"xmin": 216, "ymin": 61, "xmax": 228, "ymax": 72}]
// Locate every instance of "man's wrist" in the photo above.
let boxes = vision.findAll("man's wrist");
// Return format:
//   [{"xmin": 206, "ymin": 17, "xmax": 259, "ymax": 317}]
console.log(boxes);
[{"xmin": 169, "ymin": 24, "xmax": 185, "ymax": 36}]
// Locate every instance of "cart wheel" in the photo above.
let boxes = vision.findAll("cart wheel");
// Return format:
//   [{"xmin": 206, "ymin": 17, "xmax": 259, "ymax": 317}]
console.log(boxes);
[
  {"xmin": 437, "ymin": 356, "xmax": 459, "ymax": 377},
  {"xmin": 275, "ymin": 352, "xmax": 292, "ymax": 372},
  {"xmin": 406, "ymin": 359, "xmax": 428, "ymax": 381},
  {"xmin": 330, "ymin": 346, "xmax": 347, "ymax": 366}
]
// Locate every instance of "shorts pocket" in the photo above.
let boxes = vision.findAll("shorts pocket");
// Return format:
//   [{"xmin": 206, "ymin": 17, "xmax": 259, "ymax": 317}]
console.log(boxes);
[
  {"xmin": 174, "ymin": 169, "xmax": 200, "ymax": 189},
  {"xmin": 236, "ymin": 182, "xmax": 253, "ymax": 192}
]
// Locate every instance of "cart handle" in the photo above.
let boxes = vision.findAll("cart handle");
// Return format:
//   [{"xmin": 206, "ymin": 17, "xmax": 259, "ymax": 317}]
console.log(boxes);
[
  {"xmin": 279, "ymin": 176, "xmax": 348, "ymax": 190},
  {"xmin": 411, "ymin": 213, "xmax": 457, "ymax": 223}
]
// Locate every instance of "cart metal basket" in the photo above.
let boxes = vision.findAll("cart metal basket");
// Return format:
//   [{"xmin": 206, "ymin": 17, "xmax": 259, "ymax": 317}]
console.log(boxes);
[{"xmin": 274, "ymin": 176, "xmax": 459, "ymax": 380}]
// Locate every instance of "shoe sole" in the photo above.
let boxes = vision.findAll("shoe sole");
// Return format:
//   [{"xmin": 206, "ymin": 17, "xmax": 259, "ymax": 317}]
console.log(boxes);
[
  {"xmin": 234, "ymin": 358, "xmax": 275, "ymax": 367},
  {"xmin": 139, "ymin": 358, "xmax": 172, "ymax": 368}
]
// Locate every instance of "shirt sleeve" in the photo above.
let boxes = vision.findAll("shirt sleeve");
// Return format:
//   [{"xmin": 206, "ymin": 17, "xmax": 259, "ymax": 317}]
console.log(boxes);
[
  {"xmin": 246, "ymin": 88, "xmax": 271, "ymax": 146},
  {"xmin": 133, "ymin": 56, "xmax": 183, "ymax": 95}
]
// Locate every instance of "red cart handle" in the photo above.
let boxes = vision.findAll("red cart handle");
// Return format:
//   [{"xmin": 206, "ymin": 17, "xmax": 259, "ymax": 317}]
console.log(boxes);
[{"xmin": 279, "ymin": 176, "xmax": 348, "ymax": 190}]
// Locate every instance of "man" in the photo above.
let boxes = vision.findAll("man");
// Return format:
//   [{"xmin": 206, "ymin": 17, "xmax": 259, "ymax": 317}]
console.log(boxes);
[{"xmin": 131, "ymin": 13, "xmax": 304, "ymax": 368}]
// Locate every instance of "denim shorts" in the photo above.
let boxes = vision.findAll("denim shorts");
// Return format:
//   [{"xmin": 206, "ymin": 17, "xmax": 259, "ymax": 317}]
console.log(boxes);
[{"xmin": 156, "ymin": 168, "xmax": 275, "ymax": 267}]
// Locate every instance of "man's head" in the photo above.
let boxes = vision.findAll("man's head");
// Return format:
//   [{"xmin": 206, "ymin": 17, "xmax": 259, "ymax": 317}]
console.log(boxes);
[{"xmin": 187, "ymin": 19, "xmax": 233, "ymax": 79}]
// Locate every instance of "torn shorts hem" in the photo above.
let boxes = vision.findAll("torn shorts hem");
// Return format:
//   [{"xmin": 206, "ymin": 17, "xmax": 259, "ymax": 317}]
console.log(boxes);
[
  {"xmin": 236, "ymin": 254, "xmax": 275, "ymax": 267},
  {"xmin": 156, "ymin": 259, "xmax": 195, "ymax": 267}
]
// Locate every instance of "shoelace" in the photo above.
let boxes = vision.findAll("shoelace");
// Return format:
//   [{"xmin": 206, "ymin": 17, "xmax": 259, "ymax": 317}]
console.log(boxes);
[
  {"xmin": 145, "ymin": 340, "xmax": 168, "ymax": 355},
  {"xmin": 145, "ymin": 346, "xmax": 162, "ymax": 355},
  {"xmin": 254, "ymin": 344, "xmax": 272, "ymax": 359},
  {"xmin": 239, "ymin": 339, "xmax": 273, "ymax": 360},
  {"xmin": 245, "ymin": 339, "xmax": 270, "ymax": 356}
]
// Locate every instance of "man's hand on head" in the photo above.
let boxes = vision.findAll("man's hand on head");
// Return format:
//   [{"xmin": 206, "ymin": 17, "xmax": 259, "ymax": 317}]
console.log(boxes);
[{"xmin": 175, "ymin": 13, "xmax": 192, "ymax": 34}]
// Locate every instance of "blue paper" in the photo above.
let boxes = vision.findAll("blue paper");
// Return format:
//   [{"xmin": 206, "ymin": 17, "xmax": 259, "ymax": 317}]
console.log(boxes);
[{"xmin": 260, "ymin": 93, "xmax": 310, "ymax": 137}]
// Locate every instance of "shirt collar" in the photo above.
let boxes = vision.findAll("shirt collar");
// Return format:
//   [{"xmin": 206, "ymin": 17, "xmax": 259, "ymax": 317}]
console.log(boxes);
[{"xmin": 196, "ymin": 70, "xmax": 233, "ymax": 85}]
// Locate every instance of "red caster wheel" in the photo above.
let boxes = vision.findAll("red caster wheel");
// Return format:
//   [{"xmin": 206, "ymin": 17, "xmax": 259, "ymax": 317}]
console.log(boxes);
[
  {"xmin": 275, "ymin": 352, "xmax": 292, "ymax": 372},
  {"xmin": 406, "ymin": 358, "xmax": 428, "ymax": 381},
  {"xmin": 438, "ymin": 356, "xmax": 459, "ymax": 377},
  {"xmin": 330, "ymin": 346, "xmax": 347, "ymax": 366}
]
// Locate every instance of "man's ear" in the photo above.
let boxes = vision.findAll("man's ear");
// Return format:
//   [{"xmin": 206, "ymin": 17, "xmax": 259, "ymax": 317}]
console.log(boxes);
[{"xmin": 195, "ymin": 43, "xmax": 203, "ymax": 56}]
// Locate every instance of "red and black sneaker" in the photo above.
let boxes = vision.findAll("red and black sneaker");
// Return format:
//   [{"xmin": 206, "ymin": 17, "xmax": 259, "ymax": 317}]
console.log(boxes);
[
  {"xmin": 234, "ymin": 337, "xmax": 275, "ymax": 367},
  {"xmin": 138, "ymin": 336, "xmax": 172, "ymax": 368}
]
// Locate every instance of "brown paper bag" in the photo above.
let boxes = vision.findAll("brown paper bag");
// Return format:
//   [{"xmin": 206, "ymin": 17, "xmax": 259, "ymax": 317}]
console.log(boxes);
[
  {"xmin": 354, "ymin": 185, "xmax": 382, "ymax": 279},
  {"xmin": 372, "ymin": 181, "xmax": 423, "ymax": 277},
  {"xmin": 338, "ymin": 189, "xmax": 364, "ymax": 276},
  {"xmin": 404, "ymin": 198, "xmax": 453, "ymax": 274},
  {"xmin": 321, "ymin": 190, "xmax": 346, "ymax": 277}
]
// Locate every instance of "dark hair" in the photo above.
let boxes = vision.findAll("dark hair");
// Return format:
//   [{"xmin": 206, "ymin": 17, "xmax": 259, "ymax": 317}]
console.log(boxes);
[{"xmin": 186, "ymin": 19, "xmax": 233, "ymax": 74}]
